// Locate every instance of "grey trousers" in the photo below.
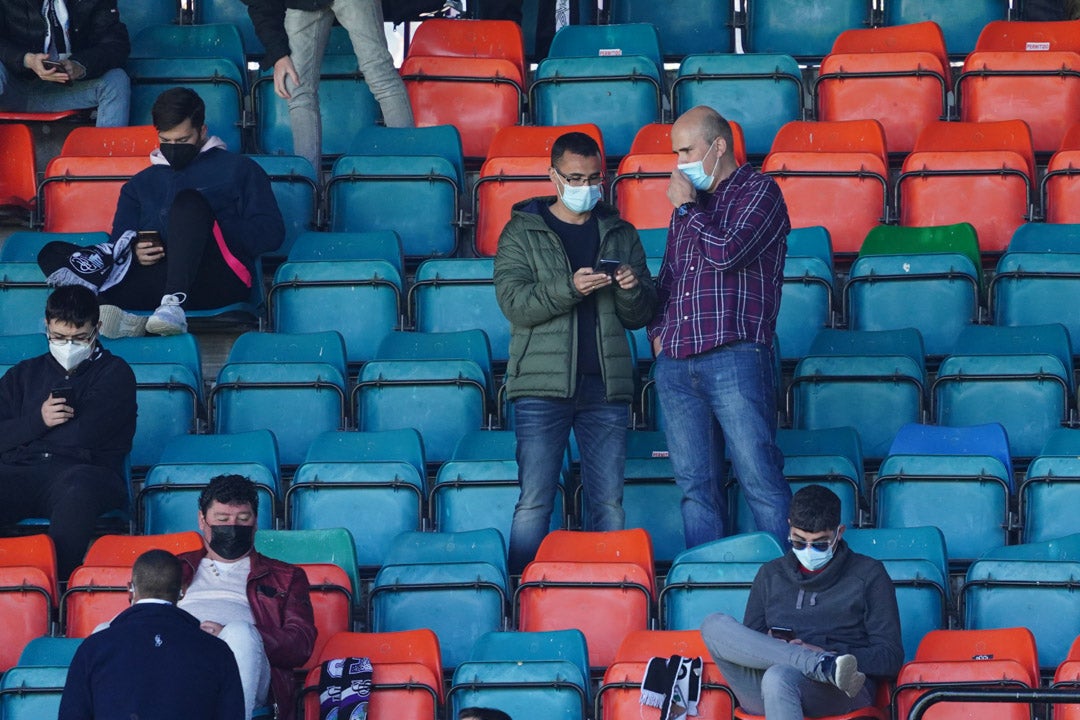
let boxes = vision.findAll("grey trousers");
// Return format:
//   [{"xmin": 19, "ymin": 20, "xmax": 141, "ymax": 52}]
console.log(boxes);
[{"xmin": 700, "ymin": 613, "xmax": 872, "ymax": 720}]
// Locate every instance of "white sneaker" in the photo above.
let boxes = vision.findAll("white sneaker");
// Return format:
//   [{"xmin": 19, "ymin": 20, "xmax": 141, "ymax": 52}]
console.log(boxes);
[
  {"xmin": 99, "ymin": 304, "xmax": 148, "ymax": 338},
  {"xmin": 145, "ymin": 293, "xmax": 188, "ymax": 336}
]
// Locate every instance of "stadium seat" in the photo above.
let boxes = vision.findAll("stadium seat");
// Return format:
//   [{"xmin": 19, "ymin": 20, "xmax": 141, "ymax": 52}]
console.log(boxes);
[
  {"xmin": 285, "ymin": 230, "xmax": 403, "ymax": 273},
  {"xmin": 298, "ymin": 629, "xmax": 443, "ymax": 720},
  {"xmin": 743, "ymin": 0, "xmax": 873, "ymax": 60},
  {"xmin": 763, "ymin": 120, "xmax": 890, "ymax": 259},
  {"xmin": 1020, "ymin": 431, "xmax": 1080, "ymax": 544},
  {"xmin": 38, "ymin": 155, "xmax": 151, "ymax": 233},
  {"xmin": 788, "ymin": 328, "xmax": 926, "ymax": 460},
  {"xmin": 844, "ymin": 526, "xmax": 949, "ymax": 661},
  {"xmin": 199, "ymin": 0, "xmax": 264, "ymax": 57},
  {"xmin": 0, "ymin": 231, "xmax": 108, "ymax": 262},
  {"xmin": 964, "ymin": 550, "xmax": 1080, "ymax": 671},
  {"xmin": 859, "ymin": 222, "xmax": 982, "ymax": 278},
  {"xmin": 776, "ymin": 226, "xmax": 835, "ymax": 362},
  {"xmin": 816, "ymin": 22, "xmax": 950, "ymax": 154},
  {"xmin": 933, "ymin": 324, "xmax": 1073, "ymax": 460},
  {"xmin": 401, "ymin": 19, "xmax": 526, "ymax": 160},
  {"xmin": 409, "ymin": 258, "xmax": 509, "ymax": 366},
  {"xmin": 516, "ymin": 528, "xmax": 655, "ymax": 668},
  {"xmin": 974, "ymin": 18, "xmax": 1080, "ymax": 51},
  {"xmin": 326, "ymin": 126, "xmax": 464, "ymax": 258},
  {"xmin": 116, "ymin": 0, "xmax": 178, "ymax": 40},
  {"xmin": 472, "ymin": 123, "xmax": 604, "ymax": 256},
  {"xmin": 1052, "ymin": 635, "xmax": 1080, "ymax": 719},
  {"xmin": 247, "ymin": 156, "xmax": 319, "ymax": 260},
  {"xmin": 254, "ymin": 528, "xmax": 360, "ymax": 617},
  {"xmin": 16, "ymin": 637, "xmax": 81, "ymax": 667},
  {"xmin": 0, "ymin": 665, "xmax": 69, "ymax": 720},
  {"xmin": 295, "ymin": 562, "xmax": 352, "ymax": 671},
  {"xmin": 609, "ymin": 0, "xmax": 733, "ymax": 58},
  {"xmin": 882, "ymin": 0, "xmax": 1009, "ymax": 57},
  {"xmin": 898, "ymin": 120, "xmax": 1034, "ymax": 255},
  {"xmin": 893, "ymin": 627, "xmax": 1039, "ymax": 720},
  {"xmin": 659, "ymin": 532, "xmax": 784, "ymax": 631},
  {"xmin": 596, "ymin": 630, "xmax": 736, "ymax": 720},
  {"xmin": 127, "ymin": 24, "xmax": 247, "ymax": 151},
  {"xmin": 0, "ymin": 535, "xmax": 57, "ymax": 672},
  {"xmin": 0, "ymin": 333, "xmax": 47, "ymax": 370},
  {"xmin": 462, "ymin": 629, "xmax": 591, "ymax": 707},
  {"xmin": 844, "ymin": 246, "xmax": 980, "ymax": 358},
  {"xmin": 210, "ymin": 332, "xmax": 348, "ymax": 468},
  {"xmin": 0, "ymin": 262, "xmax": 50, "ymax": 335},
  {"xmin": 1043, "ymin": 124, "xmax": 1080, "ymax": 224},
  {"xmin": 137, "ymin": 430, "xmax": 281, "ymax": 534},
  {"xmin": 251, "ymin": 53, "xmax": 379, "ymax": 159},
  {"xmin": 354, "ymin": 331, "xmax": 491, "ymax": 464},
  {"xmin": 531, "ymin": 24, "xmax": 664, "ymax": 157},
  {"xmin": 285, "ymin": 429, "xmax": 426, "ymax": 571},
  {"xmin": 60, "ymin": 125, "xmax": 159, "ymax": 157},
  {"xmin": 370, "ymin": 529, "xmax": 509, "ymax": 669},
  {"xmin": 872, "ymin": 422, "xmax": 1013, "ymax": 565},
  {"xmin": 0, "ymin": 124, "xmax": 36, "ymax": 213}
]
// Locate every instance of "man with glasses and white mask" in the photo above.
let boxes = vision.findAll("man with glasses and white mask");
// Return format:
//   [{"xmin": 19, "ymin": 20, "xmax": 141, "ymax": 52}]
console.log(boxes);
[
  {"xmin": 494, "ymin": 130, "xmax": 657, "ymax": 574},
  {"xmin": 0, "ymin": 285, "xmax": 135, "ymax": 578},
  {"xmin": 700, "ymin": 485, "xmax": 903, "ymax": 720}
]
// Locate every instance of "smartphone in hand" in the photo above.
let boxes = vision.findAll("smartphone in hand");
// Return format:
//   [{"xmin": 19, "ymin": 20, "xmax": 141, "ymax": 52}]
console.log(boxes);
[
  {"xmin": 137, "ymin": 230, "xmax": 164, "ymax": 249},
  {"xmin": 770, "ymin": 626, "xmax": 796, "ymax": 642},
  {"xmin": 40, "ymin": 59, "xmax": 73, "ymax": 85},
  {"xmin": 51, "ymin": 384, "xmax": 74, "ymax": 410},
  {"xmin": 594, "ymin": 258, "xmax": 621, "ymax": 278}
]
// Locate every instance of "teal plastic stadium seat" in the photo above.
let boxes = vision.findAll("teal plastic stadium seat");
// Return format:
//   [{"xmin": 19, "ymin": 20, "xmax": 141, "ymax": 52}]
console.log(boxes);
[
  {"xmin": 637, "ymin": 228, "xmax": 667, "ymax": 258},
  {"xmin": 376, "ymin": 329, "xmax": 494, "ymax": 397},
  {"xmin": 199, "ymin": 0, "xmax": 265, "ymax": 57},
  {"xmin": 126, "ymin": 363, "xmax": 200, "ymax": 470},
  {"xmin": 116, "ymin": 1, "xmax": 177, "ymax": 40},
  {"xmin": 0, "ymin": 262, "xmax": 49, "ymax": 335},
  {"xmin": 411, "ymin": 258, "xmax": 510, "ymax": 366},
  {"xmin": 745, "ymin": 0, "xmax": 872, "ymax": 59},
  {"xmin": 1007, "ymin": 223, "xmax": 1080, "ymax": 254},
  {"xmin": 963, "ymin": 558, "xmax": 1080, "ymax": 670},
  {"xmin": 845, "ymin": 252, "xmax": 980, "ymax": 357},
  {"xmin": 610, "ymin": 455, "xmax": 686, "ymax": 564},
  {"xmin": 0, "ymin": 333, "xmax": 47, "ymax": 365},
  {"xmin": 0, "ymin": 665, "xmax": 68, "ymax": 720},
  {"xmin": 778, "ymin": 254, "xmax": 833, "ymax": 362},
  {"xmin": 468, "ymin": 629, "xmax": 590, "ymax": 704},
  {"xmin": 130, "ymin": 23, "xmax": 247, "ymax": 77},
  {"xmin": 547, "ymin": 23, "xmax": 663, "ymax": 67},
  {"xmin": 270, "ymin": 259, "xmax": 402, "ymax": 366},
  {"xmin": 0, "ymin": 231, "xmax": 108, "ymax": 262},
  {"xmin": 449, "ymin": 660, "xmax": 588, "ymax": 720},
  {"xmin": 884, "ymin": 0, "xmax": 1009, "ymax": 56},
  {"xmin": 371, "ymin": 529, "xmax": 508, "ymax": 668},
  {"xmin": 102, "ymin": 334, "xmax": 203, "ymax": 387},
  {"xmin": 17, "ymin": 637, "xmax": 82, "ymax": 667},
  {"xmin": 609, "ymin": 0, "xmax": 734, "ymax": 58},
  {"xmin": 286, "ymin": 231, "xmax": 403, "ymax": 276},
  {"xmin": 992, "ymin": 250, "xmax": 1080, "ymax": 356},
  {"xmin": 1021, "ymin": 456, "xmax": 1080, "ymax": 544},
  {"xmin": 304, "ymin": 429, "xmax": 425, "ymax": 477},
  {"xmin": 346, "ymin": 125, "xmax": 465, "ymax": 188},
  {"xmin": 254, "ymin": 528, "xmax": 360, "ymax": 612},
  {"xmin": 789, "ymin": 328, "xmax": 926, "ymax": 460},
  {"xmin": 452, "ymin": 430, "xmax": 517, "ymax": 460},
  {"xmin": 981, "ymin": 533, "xmax": 1080, "ymax": 561},
  {"xmin": 327, "ymin": 155, "xmax": 460, "ymax": 258},
  {"xmin": 673, "ymin": 53, "xmax": 803, "ymax": 156},
  {"xmin": 252, "ymin": 54, "xmax": 379, "ymax": 158},
  {"xmin": 247, "ymin": 156, "xmax": 319, "ymax": 260}
]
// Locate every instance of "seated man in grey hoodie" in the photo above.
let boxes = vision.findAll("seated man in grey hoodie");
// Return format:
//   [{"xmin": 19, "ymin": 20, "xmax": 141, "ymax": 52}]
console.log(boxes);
[{"xmin": 700, "ymin": 485, "xmax": 903, "ymax": 719}]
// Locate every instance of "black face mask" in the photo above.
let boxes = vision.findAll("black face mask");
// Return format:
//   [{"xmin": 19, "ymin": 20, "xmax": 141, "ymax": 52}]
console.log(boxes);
[
  {"xmin": 160, "ymin": 142, "xmax": 200, "ymax": 170},
  {"xmin": 208, "ymin": 524, "xmax": 255, "ymax": 560}
]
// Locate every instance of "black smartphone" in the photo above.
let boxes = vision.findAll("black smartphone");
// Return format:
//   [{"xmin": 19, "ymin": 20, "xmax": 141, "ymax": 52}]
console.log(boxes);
[
  {"xmin": 594, "ymin": 258, "xmax": 621, "ymax": 278},
  {"xmin": 770, "ymin": 626, "xmax": 796, "ymax": 641},
  {"xmin": 51, "ymin": 385, "xmax": 73, "ymax": 408},
  {"xmin": 137, "ymin": 230, "xmax": 164, "ymax": 249},
  {"xmin": 41, "ymin": 59, "xmax": 65, "ymax": 71}
]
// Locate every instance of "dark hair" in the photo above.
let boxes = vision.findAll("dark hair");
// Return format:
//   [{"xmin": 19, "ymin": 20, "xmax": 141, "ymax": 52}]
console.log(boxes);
[
  {"xmin": 198, "ymin": 474, "xmax": 258, "ymax": 516},
  {"xmin": 151, "ymin": 87, "xmax": 206, "ymax": 132},
  {"xmin": 45, "ymin": 285, "xmax": 99, "ymax": 327},
  {"xmin": 788, "ymin": 485, "xmax": 841, "ymax": 533},
  {"xmin": 458, "ymin": 709, "xmax": 512, "ymax": 720},
  {"xmin": 551, "ymin": 131, "xmax": 601, "ymax": 166},
  {"xmin": 131, "ymin": 549, "xmax": 183, "ymax": 602}
]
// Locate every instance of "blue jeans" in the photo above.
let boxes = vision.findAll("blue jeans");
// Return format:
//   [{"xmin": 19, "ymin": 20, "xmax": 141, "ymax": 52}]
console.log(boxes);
[
  {"xmin": 655, "ymin": 341, "xmax": 790, "ymax": 547},
  {"xmin": 509, "ymin": 375, "xmax": 628, "ymax": 573},
  {"xmin": 0, "ymin": 65, "xmax": 129, "ymax": 127}
]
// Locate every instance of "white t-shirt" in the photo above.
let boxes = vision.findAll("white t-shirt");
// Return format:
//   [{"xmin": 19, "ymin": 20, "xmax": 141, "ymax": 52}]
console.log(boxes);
[{"xmin": 177, "ymin": 556, "xmax": 256, "ymax": 627}]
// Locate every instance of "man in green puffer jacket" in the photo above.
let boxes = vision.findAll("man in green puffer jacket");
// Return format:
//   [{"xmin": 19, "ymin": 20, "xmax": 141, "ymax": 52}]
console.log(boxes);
[{"xmin": 494, "ymin": 131, "xmax": 657, "ymax": 574}]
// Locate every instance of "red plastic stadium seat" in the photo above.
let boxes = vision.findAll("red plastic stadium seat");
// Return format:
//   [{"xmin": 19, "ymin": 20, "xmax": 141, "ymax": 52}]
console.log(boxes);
[
  {"xmin": 0, "ymin": 535, "xmax": 58, "ymax": 672},
  {"xmin": 1051, "ymin": 635, "xmax": 1080, "ymax": 719},
  {"xmin": 974, "ymin": 20, "xmax": 1080, "ymax": 52},
  {"xmin": 299, "ymin": 563, "xmax": 353, "ymax": 671},
  {"xmin": 41, "ymin": 155, "xmax": 151, "ymax": 232},
  {"xmin": 628, "ymin": 121, "xmax": 747, "ymax": 164},
  {"xmin": 0, "ymin": 123, "xmax": 37, "ymax": 211},
  {"xmin": 81, "ymin": 532, "xmax": 204, "ymax": 566},
  {"xmin": 1044, "ymin": 123, "xmax": 1080, "ymax": 224},
  {"xmin": 60, "ymin": 125, "xmax": 160, "ymax": 157}
]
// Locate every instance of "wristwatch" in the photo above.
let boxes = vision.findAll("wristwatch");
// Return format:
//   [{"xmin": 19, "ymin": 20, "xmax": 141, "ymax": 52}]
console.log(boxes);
[{"xmin": 677, "ymin": 201, "xmax": 696, "ymax": 217}]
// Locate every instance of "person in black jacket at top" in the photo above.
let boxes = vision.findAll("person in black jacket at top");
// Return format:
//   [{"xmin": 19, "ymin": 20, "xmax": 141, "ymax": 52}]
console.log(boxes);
[
  {"xmin": 0, "ymin": 285, "xmax": 136, "ymax": 578},
  {"xmin": 40, "ymin": 87, "xmax": 285, "ymax": 337},
  {"xmin": 0, "ymin": 0, "xmax": 130, "ymax": 126}
]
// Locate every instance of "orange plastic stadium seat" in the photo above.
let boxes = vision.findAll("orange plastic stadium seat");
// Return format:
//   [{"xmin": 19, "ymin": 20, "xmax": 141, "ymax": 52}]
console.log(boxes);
[
  {"xmin": 298, "ymin": 563, "xmax": 353, "ymax": 671},
  {"xmin": 0, "ymin": 535, "xmax": 58, "ymax": 672},
  {"xmin": 516, "ymin": 529, "xmax": 655, "ymax": 669},
  {"xmin": 81, "ymin": 532, "xmax": 205, "ymax": 566},
  {"xmin": 764, "ymin": 120, "xmax": 889, "ymax": 258},
  {"xmin": 0, "ymin": 124, "xmax": 37, "ymax": 211},
  {"xmin": 41, "ymin": 155, "xmax": 151, "ymax": 233},
  {"xmin": 299, "ymin": 629, "xmax": 444, "ymax": 720},
  {"xmin": 1051, "ymin": 635, "xmax": 1080, "ymax": 719},
  {"xmin": 830, "ymin": 21, "xmax": 951, "ymax": 82},
  {"xmin": 598, "ymin": 630, "xmax": 736, "ymax": 720},
  {"xmin": 401, "ymin": 20, "xmax": 526, "ymax": 160},
  {"xmin": 1044, "ymin": 124, "xmax": 1080, "ymax": 224},
  {"xmin": 629, "ymin": 121, "xmax": 747, "ymax": 164},
  {"xmin": 899, "ymin": 120, "xmax": 1034, "ymax": 254},
  {"xmin": 974, "ymin": 19, "xmax": 1080, "ymax": 52},
  {"xmin": 959, "ymin": 50, "xmax": 1080, "ymax": 153},
  {"xmin": 62, "ymin": 564, "xmax": 133, "ymax": 638},
  {"xmin": 893, "ymin": 627, "xmax": 1039, "ymax": 720},
  {"xmin": 486, "ymin": 123, "xmax": 605, "ymax": 162},
  {"xmin": 60, "ymin": 125, "xmax": 161, "ymax": 157}
]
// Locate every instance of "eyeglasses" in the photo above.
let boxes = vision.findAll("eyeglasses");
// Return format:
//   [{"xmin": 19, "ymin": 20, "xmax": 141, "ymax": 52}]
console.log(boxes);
[
  {"xmin": 46, "ymin": 329, "xmax": 96, "ymax": 345},
  {"xmin": 552, "ymin": 166, "xmax": 605, "ymax": 187},
  {"xmin": 788, "ymin": 535, "xmax": 836, "ymax": 552}
]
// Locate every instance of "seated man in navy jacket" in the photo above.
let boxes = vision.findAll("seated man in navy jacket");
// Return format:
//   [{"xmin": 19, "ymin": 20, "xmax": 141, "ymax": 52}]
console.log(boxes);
[
  {"xmin": 0, "ymin": 285, "xmax": 135, "ymax": 578},
  {"xmin": 40, "ymin": 87, "xmax": 284, "ymax": 337},
  {"xmin": 59, "ymin": 549, "xmax": 245, "ymax": 720}
]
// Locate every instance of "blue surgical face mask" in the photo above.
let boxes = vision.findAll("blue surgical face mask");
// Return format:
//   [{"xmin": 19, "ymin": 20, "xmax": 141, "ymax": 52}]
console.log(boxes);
[
  {"xmin": 791, "ymin": 530, "xmax": 838, "ymax": 572},
  {"xmin": 558, "ymin": 181, "xmax": 602, "ymax": 214},
  {"xmin": 677, "ymin": 140, "xmax": 719, "ymax": 191}
]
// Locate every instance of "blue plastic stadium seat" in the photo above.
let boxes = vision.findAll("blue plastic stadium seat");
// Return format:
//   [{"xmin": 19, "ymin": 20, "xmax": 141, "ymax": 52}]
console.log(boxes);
[
  {"xmin": 246, "ymin": 156, "xmax": 319, "ymax": 260},
  {"xmin": 883, "ymin": 0, "xmax": 1010, "ymax": 57},
  {"xmin": 744, "ymin": 0, "xmax": 873, "ymax": 60},
  {"xmin": 777, "ymin": 226, "xmax": 834, "ymax": 362},
  {"xmin": 0, "ymin": 231, "xmax": 108, "ymax": 262},
  {"xmin": 116, "ymin": 0, "xmax": 178, "ymax": 41},
  {"xmin": 608, "ymin": 0, "xmax": 734, "ymax": 58},
  {"xmin": 0, "ymin": 263, "xmax": 50, "ymax": 335},
  {"xmin": 410, "ymin": 258, "xmax": 509, "ymax": 366},
  {"xmin": 1019, "ymin": 430, "xmax": 1080, "ymax": 544}
]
